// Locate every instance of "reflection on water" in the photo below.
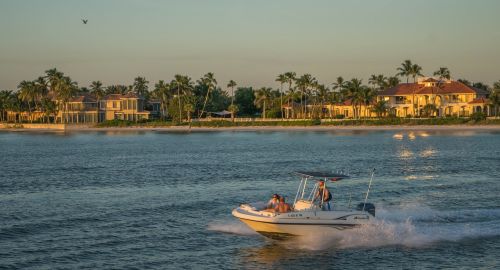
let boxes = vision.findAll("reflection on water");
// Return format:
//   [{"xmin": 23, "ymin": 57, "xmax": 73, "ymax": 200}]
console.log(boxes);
[
  {"xmin": 238, "ymin": 243, "xmax": 304, "ymax": 267},
  {"xmin": 393, "ymin": 133, "xmax": 404, "ymax": 140},
  {"xmin": 399, "ymin": 148, "xmax": 414, "ymax": 159},
  {"xmin": 419, "ymin": 148, "xmax": 437, "ymax": 158}
]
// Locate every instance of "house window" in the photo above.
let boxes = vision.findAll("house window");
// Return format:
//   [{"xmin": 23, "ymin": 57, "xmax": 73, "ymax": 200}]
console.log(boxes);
[{"xmin": 395, "ymin": 96, "xmax": 407, "ymax": 104}]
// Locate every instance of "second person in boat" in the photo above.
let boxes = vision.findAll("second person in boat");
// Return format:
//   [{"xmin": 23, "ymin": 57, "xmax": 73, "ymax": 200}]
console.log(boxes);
[{"xmin": 315, "ymin": 180, "xmax": 333, "ymax": 210}]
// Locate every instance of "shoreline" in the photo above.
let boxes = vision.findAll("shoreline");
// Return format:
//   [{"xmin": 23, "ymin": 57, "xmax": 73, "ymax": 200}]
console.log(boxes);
[{"xmin": 1, "ymin": 124, "xmax": 500, "ymax": 133}]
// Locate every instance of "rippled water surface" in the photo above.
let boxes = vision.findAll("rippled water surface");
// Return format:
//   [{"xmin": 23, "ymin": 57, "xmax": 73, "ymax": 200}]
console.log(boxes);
[{"xmin": 1, "ymin": 130, "xmax": 500, "ymax": 269}]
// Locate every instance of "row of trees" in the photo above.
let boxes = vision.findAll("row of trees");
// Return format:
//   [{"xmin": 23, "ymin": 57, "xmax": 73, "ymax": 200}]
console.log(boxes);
[{"xmin": 1, "ymin": 60, "xmax": 500, "ymax": 123}]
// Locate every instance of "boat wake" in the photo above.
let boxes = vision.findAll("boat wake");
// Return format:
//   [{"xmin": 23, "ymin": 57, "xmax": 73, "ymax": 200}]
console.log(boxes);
[{"xmin": 284, "ymin": 203, "xmax": 500, "ymax": 250}]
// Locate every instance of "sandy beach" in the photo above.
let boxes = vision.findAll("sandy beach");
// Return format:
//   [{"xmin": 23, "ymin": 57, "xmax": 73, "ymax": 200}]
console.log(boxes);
[{"xmin": 2, "ymin": 124, "xmax": 500, "ymax": 133}]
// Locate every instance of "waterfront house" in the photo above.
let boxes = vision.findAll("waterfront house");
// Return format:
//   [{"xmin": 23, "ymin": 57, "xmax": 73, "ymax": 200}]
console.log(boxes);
[
  {"xmin": 378, "ymin": 78, "xmax": 490, "ymax": 117},
  {"xmin": 101, "ymin": 92, "xmax": 151, "ymax": 121},
  {"xmin": 57, "ymin": 94, "xmax": 99, "ymax": 124}
]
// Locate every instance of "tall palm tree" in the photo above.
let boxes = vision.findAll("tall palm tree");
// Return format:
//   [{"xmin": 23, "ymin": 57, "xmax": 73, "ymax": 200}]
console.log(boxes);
[
  {"xmin": 409, "ymin": 63, "xmax": 423, "ymax": 116},
  {"xmin": 490, "ymin": 81, "xmax": 500, "ymax": 117},
  {"xmin": 56, "ymin": 76, "xmax": 78, "ymax": 123},
  {"xmin": 45, "ymin": 68, "xmax": 64, "ymax": 97},
  {"xmin": 386, "ymin": 76, "xmax": 401, "ymax": 88},
  {"xmin": 198, "ymin": 72, "xmax": 217, "ymax": 118},
  {"xmin": 410, "ymin": 64, "xmax": 423, "ymax": 83},
  {"xmin": 284, "ymin": 72, "xmax": 296, "ymax": 118},
  {"xmin": 315, "ymin": 84, "xmax": 330, "ymax": 118},
  {"xmin": 397, "ymin": 60, "xmax": 413, "ymax": 83},
  {"xmin": 369, "ymin": 74, "xmax": 387, "ymax": 91},
  {"xmin": 0, "ymin": 90, "xmax": 14, "ymax": 122},
  {"xmin": 254, "ymin": 87, "xmax": 272, "ymax": 119},
  {"xmin": 275, "ymin": 74, "xmax": 287, "ymax": 119},
  {"xmin": 295, "ymin": 74, "xmax": 317, "ymax": 118},
  {"xmin": 358, "ymin": 87, "xmax": 376, "ymax": 118},
  {"xmin": 344, "ymin": 78, "xmax": 364, "ymax": 119},
  {"xmin": 433, "ymin": 67, "xmax": 451, "ymax": 80},
  {"xmin": 133, "ymin": 76, "xmax": 149, "ymax": 97},
  {"xmin": 332, "ymin": 76, "xmax": 346, "ymax": 93},
  {"xmin": 18, "ymin": 80, "xmax": 36, "ymax": 122},
  {"xmin": 227, "ymin": 80, "xmax": 237, "ymax": 106},
  {"xmin": 90, "ymin": 81, "xmax": 105, "ymax": 122},
  {"xmin": 173, "ymin": 74, "xmax": 194, "ymax": 121},
  {"xmin": 152, "ymin": 80, "xmax": 170, "ymax": 120},
  {"xmin": 33, "ymin": 76, "xmax": 48, "ymax": 111}
]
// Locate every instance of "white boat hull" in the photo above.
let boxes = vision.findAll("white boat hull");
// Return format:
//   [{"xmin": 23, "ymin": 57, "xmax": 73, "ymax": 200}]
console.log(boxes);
[{"xmin": 232, "ymin": 203, "xmax": 374, "ymax": 239}]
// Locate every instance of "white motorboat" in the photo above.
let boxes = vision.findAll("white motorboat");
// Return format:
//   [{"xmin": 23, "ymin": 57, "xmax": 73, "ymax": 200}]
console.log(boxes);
[{"xmin": 232, "ymin": 170, "xmax": 376, "ymax": 239}]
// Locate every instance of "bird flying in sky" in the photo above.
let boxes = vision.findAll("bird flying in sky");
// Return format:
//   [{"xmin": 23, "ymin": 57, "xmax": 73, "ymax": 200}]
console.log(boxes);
[{"xmin": 82, "ymin": 19, "xmax": 88, "ymax": 24}]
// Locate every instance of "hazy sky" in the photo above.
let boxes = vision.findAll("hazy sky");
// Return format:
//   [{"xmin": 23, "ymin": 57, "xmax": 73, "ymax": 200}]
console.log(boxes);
[{"xmin": 1, "ymin": 0, "xmax": 499, "ymax": 90}]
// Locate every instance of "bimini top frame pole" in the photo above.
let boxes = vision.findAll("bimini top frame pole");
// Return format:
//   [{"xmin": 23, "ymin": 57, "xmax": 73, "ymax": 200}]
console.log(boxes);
[{"xmin": 362, "ymin": 168, "xmax": 376, "ymax": 211}]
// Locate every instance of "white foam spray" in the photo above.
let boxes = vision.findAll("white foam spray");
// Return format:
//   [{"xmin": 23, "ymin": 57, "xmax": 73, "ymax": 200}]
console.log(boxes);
[
  {"xmin": 284, "ymin": 203, "xmax": 500, "ymax": 250},
  {"xmin": 207, "ymin": 220, "xmax": 258, "ymax": 236}
]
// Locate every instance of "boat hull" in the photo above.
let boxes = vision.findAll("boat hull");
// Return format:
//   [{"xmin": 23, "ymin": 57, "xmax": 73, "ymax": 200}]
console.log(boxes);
[
  {"xmin": 232, "ymin": 204, "xmax": 373, "ymax": 239},
  {"xmin": 238, "ymin": 217, "xmax": 359, "ymax": 239}
]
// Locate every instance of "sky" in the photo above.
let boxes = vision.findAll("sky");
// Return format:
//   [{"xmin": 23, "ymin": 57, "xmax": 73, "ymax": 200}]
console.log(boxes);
[{"xmin": 0, "ymin": 0, "xmax": 499, "ymax": 90}]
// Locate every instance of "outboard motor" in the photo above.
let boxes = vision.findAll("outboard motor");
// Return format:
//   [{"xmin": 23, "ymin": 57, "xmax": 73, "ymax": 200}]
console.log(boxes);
[{"xmin": 356, "ymin": 203, "xmax": 375, "ymax": 217}]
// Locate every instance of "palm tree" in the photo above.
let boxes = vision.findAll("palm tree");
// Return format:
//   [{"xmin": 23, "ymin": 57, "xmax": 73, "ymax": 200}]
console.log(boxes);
[
  {"xmin": 369, "ymin": 74, "xmax": 387, "ymax": 91},
  {"xmin": 133, "ymin": 76, "xmax": 149, "ymax": 97},
  {"xmin": 152, "ymin": 80, "xmax": 170, "ymax": 120},
  {"xmin": 386, "ymin": 76, "xmax": 400, "ymax": 88},
  {"xmin": 372, "ymin": 100, "xmax": 388, "ymax": 118},
  {"xmin": 284, "ymin": 72, "xmax": 296, "ymax": 118},
  {"xmin": 423, "ymin": 104, "xmax": 437, "ymax": 117},
  {"xmin": 0, "ymin": 90, "xmax": 14, "ymax": 122},
  {"xmin": 295, "ymin": 74, "xmax": 317, "ymax": 118},
  {"xmin": 56, "ymin": 76, "xmax": 78, "ymax": 123},
  {"xmin": 33, "ymin": 76, "xmax": 48, "ymax": 111},
  {"xmin": 198, "ymin": 72, "xmax": 217, "ymax": 118},
  {"xmin": 275, "ymin": 74, "xmax": 287, "ymax": 119},
  {"xmin": 358, "ymin": 87, "xmax": 376, "ymax": 118},
  {"xmin": 18, "ymin": 80, "xmax": 36, "ymax": 122},
  {"xmin": 397, "ymin": 60, "xmax": 413, "ymax": 83},
  {"xmin": 183, "ymin": 103, "xmax": 194, "ymax": 123},
  {"xmin": 90, "ymin": 81, "xmax": 105, "ymax": 122},
  {"xmin": 344, "ymin": 78, "xmax": 364, "ymax": 119},
  {"xmin": 410, "ymin": 64, "xmax": 423, "ymax": 83},
  {"xmin": 332, "ymin": 76, "xmax": 346, "ymax": 93},
  {"xmin": 227, "ymin": 80, "xmax": 237, "ymax": 106},
  {"xmin": 490, "ymin": 81, "xmax": 500, "ymax": 117},
  {"xmin": 228, "ymin": 104, "xmax": 239, "ymax": 122},
  {"xmin": 433, "ymin": 67, "xmax": 451, "ymax": 80},
  {"xmin": 409, "ymin": 63, "xmax": 423, "ymax": 116},
  {"xmin": 106, "ymin": 85, "xmax": 128, "ymax": 95},
  {"xmin": 254, "ymin": 87, "xmax": 272, "ymax": 119},
  {"xmin": 314, "ymin": 84, "xmax": 330, "ymax": 118},
  {"xmin": 173, "ymin": 74, "xmax": 194, "ymax": 122}
]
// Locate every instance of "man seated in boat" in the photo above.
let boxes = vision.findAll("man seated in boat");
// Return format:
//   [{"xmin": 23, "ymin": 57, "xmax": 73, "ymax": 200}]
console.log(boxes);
[
  {"xmin": 315, "ymin": 180, "xmax": 332, "ymax": 210},
  {"xmin": 275, "ymin": 196, "xmax": 293, "ymax": 213},
  {"xmin": 266, "ymin": 194, "xmax": 280, "ymax": 209},
  {"xmin": 262, "ymin": 194, "xmax": 280, "ymax": 212}
]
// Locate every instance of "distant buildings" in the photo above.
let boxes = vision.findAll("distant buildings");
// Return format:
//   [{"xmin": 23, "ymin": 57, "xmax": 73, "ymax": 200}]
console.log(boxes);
[
  {"xmin": 283, "ymin": 78, "xmax": 492, "ymax": 119},
  {"xmin": 378, "ymin": 78, "xmax": 490, "ymax": 117},
  {"xmin": 7, "ymin": 92, "xmax": 161, "ymax": 124}
]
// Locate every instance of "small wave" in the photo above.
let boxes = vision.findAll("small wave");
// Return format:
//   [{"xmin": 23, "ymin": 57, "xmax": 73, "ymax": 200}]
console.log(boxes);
[{"xmin": 207, "ymin": 221, "xmax": 258, "ymax": 236}]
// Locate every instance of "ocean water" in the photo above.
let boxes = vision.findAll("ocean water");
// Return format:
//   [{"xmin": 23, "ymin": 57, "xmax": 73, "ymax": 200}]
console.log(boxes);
[{"xmin": 1, "ymin": 129, "xmax": 499, "ymax": 269}]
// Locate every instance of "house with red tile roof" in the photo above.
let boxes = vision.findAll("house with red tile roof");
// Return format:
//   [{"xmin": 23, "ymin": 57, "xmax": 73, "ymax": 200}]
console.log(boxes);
[{"xmin": 378, "ymin": 78, "xmax": 490, "ymax": 117}]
